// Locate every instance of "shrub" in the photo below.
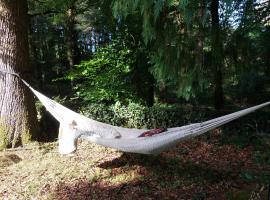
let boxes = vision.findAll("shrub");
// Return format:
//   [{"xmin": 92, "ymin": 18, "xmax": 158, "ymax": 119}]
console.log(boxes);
[
  {"xmin": 65, "ymin": 40, "xmax": 140, "ymax": 104},
  {"xmin": 80, "ymin": 102, "xmax": 270, "ymax": 135},
  {"xmin": 81, "ymin": 102, "xmax": 213, "ymax": 129}
]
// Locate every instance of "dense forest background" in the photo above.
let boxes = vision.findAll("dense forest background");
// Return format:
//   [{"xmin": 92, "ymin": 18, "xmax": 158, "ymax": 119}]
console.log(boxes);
[{"xmin": 27, "ymin": 0, "xmax": 270, "ymax": 139}]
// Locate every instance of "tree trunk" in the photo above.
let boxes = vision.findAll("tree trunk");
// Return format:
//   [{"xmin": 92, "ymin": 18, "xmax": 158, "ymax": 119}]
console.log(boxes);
[
  {"xmin": 66, "ymin": 0, "xmax": 79, "ymax": 72},
  {"xmin": 132, "ymin": 50, "xmax": 155, "ymax": 107},
  {"xmin": 210, "ymin": 0, "xmax": 224, "ymax": 110},
  {"xmin": 66, "ymin": 8, "xmax": 76, "ymax": 69},
  {"xmin": 196, "ymin": 1, "xmax": 205, "ymax": 71},
  {"xmin": 146, "ymin": 72, "xmax": 155, "ymax": 107},
  {"xmin": 0, "ymin": 0, "xmax": 38, "ymax": 149}
]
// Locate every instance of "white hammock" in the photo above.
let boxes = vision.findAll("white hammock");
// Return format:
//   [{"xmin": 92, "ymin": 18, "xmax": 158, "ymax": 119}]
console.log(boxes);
[
  {"xmin": 0, "ymin": 70, "xmax": 268, "ymax": 155},
  {"xmin": 23, "ymin": 81, "xmax": 270, "ymax": 155}
]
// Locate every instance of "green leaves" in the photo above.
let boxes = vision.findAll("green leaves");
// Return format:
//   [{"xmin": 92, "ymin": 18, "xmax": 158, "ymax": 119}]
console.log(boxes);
[
  {"xmin": 112, "ymin": 0, "xmax": 211, "ymax": 101},
  {"xmin": 29, "ymin": 0, "xmax": 270, "ymax": 107},
  {"xmin": 66, "ymin": 40, "xmax": 138, "ymax": 104}
]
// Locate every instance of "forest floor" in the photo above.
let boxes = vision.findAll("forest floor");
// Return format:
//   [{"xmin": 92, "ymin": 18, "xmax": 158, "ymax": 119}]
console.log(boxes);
[{"xmin": 0, "ymin": 130, "xmax": 270, "ymax": 200}]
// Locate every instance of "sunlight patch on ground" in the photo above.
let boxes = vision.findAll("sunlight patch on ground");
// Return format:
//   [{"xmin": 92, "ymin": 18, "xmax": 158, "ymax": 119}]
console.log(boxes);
[{"xmin": 0, "ymin": 135, "xmax": 269, "ymax": 199}]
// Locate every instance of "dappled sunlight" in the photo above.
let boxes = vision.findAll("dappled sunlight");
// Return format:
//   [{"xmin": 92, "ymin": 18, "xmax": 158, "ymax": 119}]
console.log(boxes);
[{"xmin": 0, "ymin": 135, "xmax": 269, "ymax": 199}]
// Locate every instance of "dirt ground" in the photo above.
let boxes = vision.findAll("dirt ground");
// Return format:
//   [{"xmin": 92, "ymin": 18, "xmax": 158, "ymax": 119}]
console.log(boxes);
[{"xmin": 0, "ymin": 132, "xmax": 270, "ymax": 200}]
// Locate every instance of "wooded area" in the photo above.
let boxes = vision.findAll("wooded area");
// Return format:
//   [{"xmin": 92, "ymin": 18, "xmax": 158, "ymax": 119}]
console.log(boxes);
[{"xmin": 0, "ymin": 0, "xmax": 270, "ymax": 199}]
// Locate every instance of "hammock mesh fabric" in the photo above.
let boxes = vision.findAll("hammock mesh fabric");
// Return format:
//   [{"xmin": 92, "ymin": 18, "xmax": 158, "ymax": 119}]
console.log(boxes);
[{"xmin": 23, "ymin": 82, "xmax": 270, "ymax": 155}]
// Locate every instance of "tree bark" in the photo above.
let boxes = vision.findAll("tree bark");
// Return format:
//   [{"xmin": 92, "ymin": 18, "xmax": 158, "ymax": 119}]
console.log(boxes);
[
  {"xmin": 66, "ymin": 0, "xmax": 79, "ymax": 72},
  {"xmin": 0, "ymin": 0, "xmax": 38, "ymax": 149},
  {"xmin": 210, "ymin": 0, "xmax": 224, "ymax": 110},
  {"xmin": 197, "ymin": 1, "xmax": 205, "ymax": 71},
  {"xmin": 66, "ymin": 7, "xmax": 76, "ymax": 69},
  {"xmin": 146, "ymin": 73, "xmax": 155, "ymax": 107}
]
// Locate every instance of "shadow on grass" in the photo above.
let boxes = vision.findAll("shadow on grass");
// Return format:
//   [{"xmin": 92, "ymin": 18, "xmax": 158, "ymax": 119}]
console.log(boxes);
[
  {"xmin": 51, "ymin": 176, "xmax": 208, "ymax": 200},
  {"xmin": 98, "ymin": 153, "xmax": 238, "ymax": 184},
  {"xmin": 52, "ymin": 179, "xmax": 179, "ymax": 200},
  {"xmin": 0, "ymin": 154, "xmax": 22, "ymax": 167},
  {"xmin": 51, "ymin": 137, "xmax": 270, "ymax": 200},
  {"xmin": 51, "ymin": 153, "xmax": 242, "ymax": 200}
]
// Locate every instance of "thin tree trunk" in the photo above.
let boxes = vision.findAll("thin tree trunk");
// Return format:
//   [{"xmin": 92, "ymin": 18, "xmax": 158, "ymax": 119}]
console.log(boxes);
[
  {"xmin": 0, "ymin": 0, "xmax": 38, "ymax": 149},
  {"xmin": 66, "ymin": 8, "xmax": 76, "ymax": 69},
  {"xmin": 210, "ymin": 0, "xmax": 224, "ymax": 110},
  {"xmin": 66, "ymin": 1, "xmax": 79, "ymax": 73},
  {"xmin": 197, "ymin": 1, "xmax": 205, "ymax": 71},
  {"xmin": 29, "ymin": 17, "xmax": 44, "ymax": 90},
  {"xmin": 146, "ymin": 72, "xmax": 155, "ymax": 107}
]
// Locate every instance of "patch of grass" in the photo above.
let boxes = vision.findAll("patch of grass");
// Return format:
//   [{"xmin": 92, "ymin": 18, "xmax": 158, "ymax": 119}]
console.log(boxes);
[
  {"xmin": 107, "ymin": 172, "xmax": 137, "ymax": 184},
  {"xmin": 0, "ymin": 134, "xmax": 270, "ymax": 199}
]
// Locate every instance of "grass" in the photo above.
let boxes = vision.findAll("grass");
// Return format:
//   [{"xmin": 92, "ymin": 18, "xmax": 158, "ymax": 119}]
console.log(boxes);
[{"xmin": 0, "ymin": 131, "xmax": 270, "ymax": 200}]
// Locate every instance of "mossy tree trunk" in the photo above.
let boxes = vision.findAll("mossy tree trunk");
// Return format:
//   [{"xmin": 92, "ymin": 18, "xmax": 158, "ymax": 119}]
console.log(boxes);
[{"xmin": 0, "ymin": 0, "xmax": 38, "ymax": 149}]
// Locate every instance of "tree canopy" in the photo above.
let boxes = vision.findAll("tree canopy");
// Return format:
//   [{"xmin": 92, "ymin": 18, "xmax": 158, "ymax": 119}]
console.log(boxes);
[{"xmin": 26, "ymin": 0, "xmax": 270, "ymax": 108}]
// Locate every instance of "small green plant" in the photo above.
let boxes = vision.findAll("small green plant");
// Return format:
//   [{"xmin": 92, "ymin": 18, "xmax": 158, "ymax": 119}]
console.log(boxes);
[{"xmin": 65, "ymin": 40, "xmax": 139, "ymax": 104}]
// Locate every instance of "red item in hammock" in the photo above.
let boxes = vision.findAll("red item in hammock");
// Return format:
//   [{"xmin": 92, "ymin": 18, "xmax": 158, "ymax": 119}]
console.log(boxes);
[{"xmin": 138, "ymin": 128, "xmax": 167, "ymax": 137}]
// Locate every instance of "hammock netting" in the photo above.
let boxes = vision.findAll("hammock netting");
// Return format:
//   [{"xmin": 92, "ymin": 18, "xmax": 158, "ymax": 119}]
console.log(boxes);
[{"xmin": 23, "ymin": 81, "xmax": 270, "ymax": 155}]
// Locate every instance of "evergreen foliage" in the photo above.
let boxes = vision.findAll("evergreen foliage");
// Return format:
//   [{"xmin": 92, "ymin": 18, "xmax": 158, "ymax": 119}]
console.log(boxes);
[
  {"xmin": 27, "ymin": 0, "xmax": 270, "ymax": 109},
  {"xmin": 113, "ymin": 0, "xmax": 210, "ymax": 100}
]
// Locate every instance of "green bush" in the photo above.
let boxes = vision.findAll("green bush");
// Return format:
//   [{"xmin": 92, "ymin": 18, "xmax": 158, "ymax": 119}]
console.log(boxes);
[
  {"xmin": 81, "ymin": 102, "xmax": 213, "ymax": 129},
  {"xmin": 80, "ymin": 102, "xmax": 270, "ymax": 139},
  {"xmin": 65, "ymin": 40, "xmax": 140, "ymax": 104}
]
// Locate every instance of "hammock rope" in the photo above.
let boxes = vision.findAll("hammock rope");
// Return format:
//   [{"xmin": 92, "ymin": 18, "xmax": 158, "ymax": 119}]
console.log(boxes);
[{"xmin": 0, "ymin": 69, "xmax": 269, "ymax": 154}]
